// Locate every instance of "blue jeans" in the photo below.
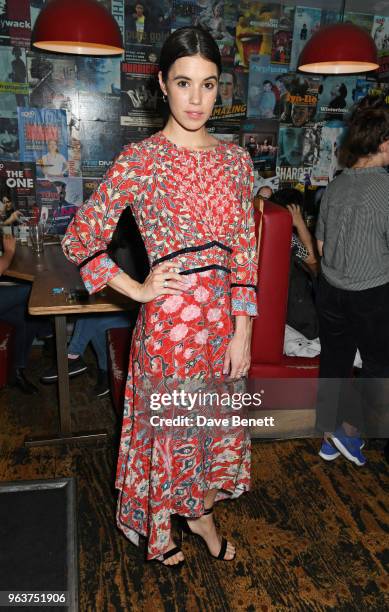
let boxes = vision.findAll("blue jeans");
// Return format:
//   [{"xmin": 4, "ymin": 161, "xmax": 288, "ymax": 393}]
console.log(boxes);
[
  {"xmin": 68, "ymin": 312, "xmax": 133, "ymax": 371},
  {"xmin": 0, "ymin": 283, "xmax": 50, "ymax": 370}
]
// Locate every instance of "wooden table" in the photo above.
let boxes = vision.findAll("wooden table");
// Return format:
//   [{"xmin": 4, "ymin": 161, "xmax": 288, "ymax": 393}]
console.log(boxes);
[{"xmin": 5, "ymin": 243, "xmax": 134, "ymax": 446}]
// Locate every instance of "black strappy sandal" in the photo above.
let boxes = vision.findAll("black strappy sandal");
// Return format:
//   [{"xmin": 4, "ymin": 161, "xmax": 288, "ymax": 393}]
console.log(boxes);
[
  {"xmin": 177, "ymin": 508, "xmax": 235, "ymax": 561},
  {"xmin": 157, "ymin": 545, "xmax": 185, "ymax": 569}
]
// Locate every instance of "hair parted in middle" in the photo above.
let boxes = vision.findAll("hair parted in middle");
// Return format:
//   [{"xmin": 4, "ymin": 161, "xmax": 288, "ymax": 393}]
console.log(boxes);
[{"xmin": 159, "ymin": 26, "xmax": 222, "ymax": 81}]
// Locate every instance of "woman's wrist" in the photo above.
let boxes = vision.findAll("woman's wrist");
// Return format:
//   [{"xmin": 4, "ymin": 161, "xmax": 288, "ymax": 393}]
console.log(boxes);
[
  {"xmin": 234, "ymin": 315, "xmax": 252, "ymax": 337},
  {"xmin": 107, "ymin": 272, "xmax": 143, "ymax": 301}
]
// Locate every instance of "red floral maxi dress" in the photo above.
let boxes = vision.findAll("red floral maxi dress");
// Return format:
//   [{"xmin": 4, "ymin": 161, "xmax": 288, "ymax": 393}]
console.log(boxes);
[{"xmin": 62, "ymin": 132, "xmax": 258, "ymax": 559}]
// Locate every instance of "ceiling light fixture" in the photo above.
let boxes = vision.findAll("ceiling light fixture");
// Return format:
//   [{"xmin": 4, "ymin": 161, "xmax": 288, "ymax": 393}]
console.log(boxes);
[
  {"xmin": 298, "ymin": 1, "xmax": 378, "ymax": 74},
  {"xmin": 31, "ymin": 0, "xmax": 124, "ymax": 56}
]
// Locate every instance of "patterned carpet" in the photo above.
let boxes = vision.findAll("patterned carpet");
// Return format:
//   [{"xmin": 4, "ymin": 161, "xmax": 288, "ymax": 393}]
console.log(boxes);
[{"xmin": 1, "ymin": 344, "xmax": 388, "ymax": 611}]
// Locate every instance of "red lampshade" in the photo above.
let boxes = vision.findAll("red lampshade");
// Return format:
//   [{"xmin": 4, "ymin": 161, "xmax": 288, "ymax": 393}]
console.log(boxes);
[
  {"xmin": 32, "ymin": 0, "xmax": 123, "ymax": 55},
  {"xmin": 298, "ymin": 23, "xmax": 378, "ymax": 74}
]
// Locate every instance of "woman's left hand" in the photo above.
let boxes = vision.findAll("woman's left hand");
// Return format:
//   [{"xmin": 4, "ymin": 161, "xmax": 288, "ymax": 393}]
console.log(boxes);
[{"xmin": 223, "ymin": 322, "xmax": 252, "ymax": 379}]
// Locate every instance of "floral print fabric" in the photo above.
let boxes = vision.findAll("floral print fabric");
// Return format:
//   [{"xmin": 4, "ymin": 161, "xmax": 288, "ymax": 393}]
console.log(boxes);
[{"xmin": 62, "ymin": 132, "xmax": 258, "ymax": 559}]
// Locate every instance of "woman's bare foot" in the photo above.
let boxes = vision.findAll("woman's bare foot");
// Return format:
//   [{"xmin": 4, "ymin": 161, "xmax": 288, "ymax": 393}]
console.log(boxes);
[
  {"xmin": 186, "ymin": 511, "xmax": 235, "ymax": 560},
  {"xmin": 159, "ymin": 537, "xmax": 185, "ymax": 566}
]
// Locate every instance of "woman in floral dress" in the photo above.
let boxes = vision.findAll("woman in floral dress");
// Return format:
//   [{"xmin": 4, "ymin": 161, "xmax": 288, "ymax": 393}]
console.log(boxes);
[{"xmin": 62, "ymin": 26, "xmax": 258, "ymax": 566}]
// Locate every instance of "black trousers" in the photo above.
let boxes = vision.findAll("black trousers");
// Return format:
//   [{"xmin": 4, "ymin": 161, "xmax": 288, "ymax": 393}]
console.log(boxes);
[{"xmin": 316, "ymin": 275, "xmax": 389, "ymax": 433}]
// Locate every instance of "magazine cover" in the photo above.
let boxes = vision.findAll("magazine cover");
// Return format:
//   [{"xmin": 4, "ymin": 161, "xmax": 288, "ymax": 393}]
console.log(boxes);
[
  {"xmin": 289, "ymin": 6, "xmax": 322, "ymax": 71},
  {"xmin": 235, "ymin": 2, "xmax": 280, "ymax": 68},
  {"xmin": 36, "ymin": 176, "xmax": 82, "ymax": 235},
  {"xmin": 27, "ymin": 51, "xmax": 78, "ymax": 114},
  {"xmin": 125, "ymin": 0, "xmax": 170, "ymax": 63},
  {"xmin": 0, "ymin": 0, "xmax": 31, "ymax": 48},
  {"xmin": 0, "ymin": 116, "xmax": 18, "ymax": 160},
  {"xmin": 98, "ymin": 0, "xmax": 125, "ymax": 43},
  {"xmin": 208, "ymin": 67, "xmax": 247, "ymax": 126},
  {"xmin": 0, "ymin": 160, "xmax": 35, "ymax": 217},
  {"xmin": 344, "ymin": 11, "xmax": 374, "ymax": 32},
  {"xmin": 315, "ymin": 75, "xmax": 357, "ymax": 122},
  {"xmin": 247, "ymin": 55, "xmax": 288, "ymax": 119},
  {"xmin": 271, "ymin": 29, "xmax": 292, "ymax": 65},
  {"xmin": 311, "ymin": 122, "xmax": 346, "ymax": 186},
  {"xmin": 195, "ymin": 0, "xmax": 237, "ymax": 66},
  {"xmin": 371, "ymin": 16, "xmax": 389, "ymax": 74},
  {"xmin": 278, "ymin": 72, "xmax": 321, "ymax": 127},
  {"xmin": 352, "ymin": 78, "xmax": 389, "ymax": 106},
  {"xmin": 241, "ymin": 119, "xmax": 278, "ymax": 172},
  {"xmin": 80, "ymin": 120, "xmax": 121, "ymax": 177},
  {"xmin": 76, "ymin": 56, "xmax": 121, "ymax": 95},
  {"xmin": 121, "ymin": 61, "xmax": 164, "ymax": 129},
  {"xmin": 276, "ymin": 125, "xmax": 321, "ymax": 185},
  {"xmin": 0, "ymin": 45, "xmax": 28, "ymax": 118},
  {"xmin": 320, "ymin": 10, "xmax": 339, "ymax": 27},
  {"xmin": 17, "ymin": 107, "xmax": 68, "ymax": 177},
  {"xmin": 171, "ymin": 0, "xmax": 197, "ymax": 29}
]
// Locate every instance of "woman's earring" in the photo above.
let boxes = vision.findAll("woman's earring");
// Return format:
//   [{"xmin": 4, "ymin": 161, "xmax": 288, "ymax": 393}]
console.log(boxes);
[{"xmin": 162, "ymin": 93, "xmax": 167, "ymax": 103}]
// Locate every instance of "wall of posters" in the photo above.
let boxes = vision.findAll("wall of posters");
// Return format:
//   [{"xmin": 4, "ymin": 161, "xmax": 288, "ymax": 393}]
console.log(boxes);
[{"xmin": 0, "ymin": 0, "xmax": 386, "ymax": 213}]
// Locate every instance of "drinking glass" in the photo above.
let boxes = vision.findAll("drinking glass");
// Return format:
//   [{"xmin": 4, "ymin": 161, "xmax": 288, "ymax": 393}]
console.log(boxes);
[{"xmin": 30, "ymin": 223, "xmax": 44, "ymax": 254}]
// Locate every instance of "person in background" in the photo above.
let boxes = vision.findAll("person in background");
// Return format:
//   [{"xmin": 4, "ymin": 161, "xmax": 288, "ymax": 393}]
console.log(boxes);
[
  {"xmin": 271, "ymin": 188, "xmax": 317, "ymax": 266},
  {"xmin": 315, "ymin": 105, "xmax": 389, "ymax": 465},
  {"xmin": 0, "ymin": 234, "xmax": 51, "ymax": 393},
  {"xmin": 256, "ymin": 185, "xmax": 273, "ymax": 200},
  {"xmin": 0, "ymin": 194, "xmax": 22, "ymax": 225},
  {"xmin": 39, "ymin": 139, "xmax": 69, "ymax": 178},
  {"xmin": 40, "ymin": 311, "xmax": 136, "ymax": 397}
]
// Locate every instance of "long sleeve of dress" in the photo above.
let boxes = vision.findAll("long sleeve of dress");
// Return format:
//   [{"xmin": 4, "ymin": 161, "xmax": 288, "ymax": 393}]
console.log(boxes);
[
  {"xmin": 62, "ymin": 146, "xmax": 144, "ymax": 294},
  {"xmin": 230, "ymin": 150, "xmax": 258, "ymax": 316}
]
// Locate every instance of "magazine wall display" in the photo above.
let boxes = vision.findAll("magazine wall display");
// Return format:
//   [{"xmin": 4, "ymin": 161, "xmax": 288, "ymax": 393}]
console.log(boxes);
[
  {"xmin": 247, "ymin": 55, "xmax": 288, "ymax": 119},
  {"xmin": 371, "ymin": 16, "xmax": 389, "ymax": 75},
  {"xmin": 310, "ymin": 122, "xmax": 346, "ymax": 186},
  {"xmin": 278, "ymin": 73, "xmax": 321, "ymax": 127},
  {"xmin": 289, "ymin": 6, "xmax": 322, "ymax": 71},
  {"xmin": 0, "ymin": 0, "xmax": 31, "ymax": 48},
  {"xmin": 80, "ymin": 119, "xmax": 121, "ymax": 178},
  {"xmin": 195, "ymin": 0, "xmax": 237, "ymax": 67},
  {"xmin": 125, "ymin": 0, "xmax": 170, "ymax": 63},
  {"xmin": 120, "ymin": 62, "xmax": 164, "ymax": 129},
  {"xmin": 208, "ymin": 66, "xmax": 247, "ymax": 126},
  {"xmin": 0, "ymin": 45, "xmax": 28, "ymax": 119},
  {"xmin": 36, "ymin": 175, "xmax": 83, "ymax": 235},
  {"xmin": 17, "ymin": 107, "xmax": 68, "ymax": 177},
  {"xmin": 0, "ymin": 160, "xmax": 35, "ymax": 217},
  {"xmin": 241, "ymin": 119, "xmax": 278, "ymax": 173},
  {"xmin": 315, "ymin": 75, "xmax": 357, "ymax": 122},
  {"xmin": 1, "ymin": 0, "xmax": 388, "ymax": 203},
  {"xmin": 27, "ymin": 51, "xmax": 78, "ymax": 115}
]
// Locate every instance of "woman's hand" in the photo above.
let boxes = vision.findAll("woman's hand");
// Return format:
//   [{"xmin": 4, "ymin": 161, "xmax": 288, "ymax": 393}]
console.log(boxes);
[
  {"xmin": 286, "ymin": 203, "xmax": 304, "ymax": 229},
  {"xmin": 131, "ymin": 262, "xmax": 190, "ymax": 304},
  {"xmin": 223, "ymin": 316, "xmax": 252, "ymax": 379}
]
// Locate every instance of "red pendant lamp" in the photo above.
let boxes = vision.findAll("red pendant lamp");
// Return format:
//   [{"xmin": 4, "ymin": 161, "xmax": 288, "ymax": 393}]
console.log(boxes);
[
  {"xmin": 32, "ymin": 0, "xmax": 124, "ymax": 56},
  {"xmin": 298, "ymin": 2, "xmax": 378, "ymax": 75}
]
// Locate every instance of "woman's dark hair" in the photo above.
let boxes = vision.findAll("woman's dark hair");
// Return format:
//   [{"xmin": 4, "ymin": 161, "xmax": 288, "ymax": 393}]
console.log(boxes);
[
  {"xmin": 338, "ymin": 105, "xmax": 389, "ymax": 168},
  {"xmin": 159, "ymin": 26, "xmax": 222, "ymax": 81},
  {"xmin": 271, "ymin": 188, "xmax": 303, "ymax": 208}
]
